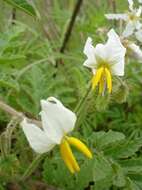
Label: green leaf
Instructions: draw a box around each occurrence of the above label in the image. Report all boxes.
[104,138,142,159]
[93,154,113,182]
[93,178,112,190]
[90,130,125,150]
[0,77,19,91]
[124,178,140,190]
[0,154,20,183]
[112,162,126,187]
[3,0,39,17]
[42,155,76,190]
[76,160,94,190]
[119,158,142,173]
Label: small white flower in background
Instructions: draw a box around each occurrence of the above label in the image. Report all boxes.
[124,40,142,61]
[83,29,126,94]
[105,0,142,38]
[135,29,142,42]
[21,97,92,174]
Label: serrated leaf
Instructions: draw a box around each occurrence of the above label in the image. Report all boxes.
[119,158,142,173]
[104,138,142,159]
[90,130,125,150]
[93,154,113,181]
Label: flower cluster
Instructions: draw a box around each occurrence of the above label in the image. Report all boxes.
[21,0,142,174]
[105,0,142,63]
[105,0,142,40]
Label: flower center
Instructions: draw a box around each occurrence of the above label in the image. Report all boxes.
[128,12,139,21]
[92,66,112,94]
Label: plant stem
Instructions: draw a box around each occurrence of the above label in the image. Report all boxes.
[74,82,92,115]
[60,0,83,54]
[56,0,83,67]
[0,133,7,159]
[74,82,92,130]
[0,99,42,127]
[11,8,16,25]
[20,154,46,181]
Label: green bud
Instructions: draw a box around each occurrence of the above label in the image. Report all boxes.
[112,80,129,104]
[95,94,110,112]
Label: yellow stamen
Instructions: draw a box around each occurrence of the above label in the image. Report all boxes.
[66,137,93,159]
[105,68,112,93]
[60,140,80,173]
[92,67,104,89]
[60,146,75,173]
[99,76,104,94]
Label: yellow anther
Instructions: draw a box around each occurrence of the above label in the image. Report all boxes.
[92,67,104,89]
[99,76,104,94]
[105,68,112,93]
[60,140,80,173]
[66,137,93,159]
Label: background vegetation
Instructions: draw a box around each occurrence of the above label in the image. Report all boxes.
[0,0,142,189]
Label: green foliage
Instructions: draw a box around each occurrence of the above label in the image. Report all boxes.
[42,131,142,190]
[3,0,39,17]
[0,0,142,189]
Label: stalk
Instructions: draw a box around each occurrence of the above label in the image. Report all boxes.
[74,82,92,130]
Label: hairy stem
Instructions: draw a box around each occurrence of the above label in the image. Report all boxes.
[74,83,92,130]
[74,83,92,114]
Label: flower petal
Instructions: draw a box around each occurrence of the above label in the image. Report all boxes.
[105,29,126,76]
[21,119,55,154]
[127,42,142,61]
[122,21,135,37]
[83,37,97,69]
[135,21,142,30]
[94,43,107,61]
[40,97,77,144]
[128,0,134,11]
[93,29,125,76]
[105,14,128,21]
[136,6,142,17]
[135,29,142,42]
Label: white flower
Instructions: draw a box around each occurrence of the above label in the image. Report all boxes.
[21,97,92,173]
[126,41,142,61]
[135,29,142,42]
[105,0,142,38]
[83,29,126,94]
